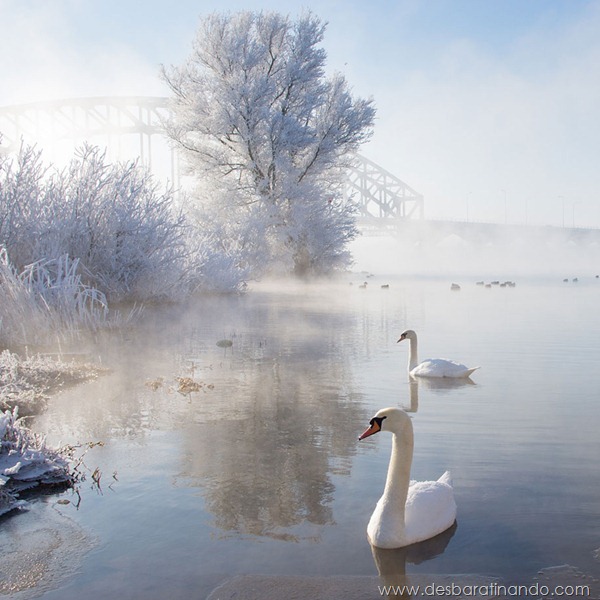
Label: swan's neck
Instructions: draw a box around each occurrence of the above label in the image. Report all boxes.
[382,426,414,512]
[368,415,415,548]
[408,337,419,371]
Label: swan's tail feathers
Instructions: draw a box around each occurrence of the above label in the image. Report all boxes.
[438,471,453,486]
[464,366,481,378]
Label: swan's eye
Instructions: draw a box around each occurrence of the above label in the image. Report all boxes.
[370,416,387,428]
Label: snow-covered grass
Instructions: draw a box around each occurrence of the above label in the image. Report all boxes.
[0,349,105,414]
[0,248,114,346]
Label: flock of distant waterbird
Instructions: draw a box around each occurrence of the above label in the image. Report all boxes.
[351,279,391,290]
[353,279,523,291]
[354,274,600,293]
[457,276,600,289]
[450,280,520,290]
[563,275,600,282]
[475,280,516,288]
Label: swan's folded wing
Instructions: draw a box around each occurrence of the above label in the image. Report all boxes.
[404,480,457,544]
[411,358,479,378]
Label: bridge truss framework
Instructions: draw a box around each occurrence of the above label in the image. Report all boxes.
[0,96,178,185]
[0,96,423,226]
[348,155,424,227]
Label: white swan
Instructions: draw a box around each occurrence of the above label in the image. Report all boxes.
[397,329,479,379]
[359,407,457,549]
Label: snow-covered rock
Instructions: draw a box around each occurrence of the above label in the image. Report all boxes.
[0,408,73,516]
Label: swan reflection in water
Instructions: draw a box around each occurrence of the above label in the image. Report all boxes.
[412,374,476,391]
[401,380,420,413]
[401,375,475,414]
[371,523,458,598]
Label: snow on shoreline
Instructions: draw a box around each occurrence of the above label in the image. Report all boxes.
[0,349,106,414]
[0,350,106,517]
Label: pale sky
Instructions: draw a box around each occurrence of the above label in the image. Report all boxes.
[1,0,599,227]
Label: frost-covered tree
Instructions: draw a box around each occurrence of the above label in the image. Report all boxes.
[161,11,375,276]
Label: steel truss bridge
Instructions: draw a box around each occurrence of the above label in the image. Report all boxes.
[0,96,424,227]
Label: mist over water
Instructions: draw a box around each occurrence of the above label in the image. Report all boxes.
[2,266,596,599]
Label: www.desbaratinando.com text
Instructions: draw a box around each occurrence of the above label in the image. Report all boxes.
[378,582,591,597]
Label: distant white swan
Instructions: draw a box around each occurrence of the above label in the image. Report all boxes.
[359,407,457,548]
[397,329,479,379]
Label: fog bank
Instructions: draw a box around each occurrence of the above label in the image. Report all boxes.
[349,221,600,280]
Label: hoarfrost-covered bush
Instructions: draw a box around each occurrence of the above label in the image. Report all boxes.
[0,143,196,302]
[191,238,250,293]
[185,202,256,291]
[0,139,248,345]
[0,143,47,265]
[32,145,190,303]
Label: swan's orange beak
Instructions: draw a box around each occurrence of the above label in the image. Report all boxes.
[359,421,381,440]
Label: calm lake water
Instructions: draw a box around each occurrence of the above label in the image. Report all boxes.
[5,275,600,598]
